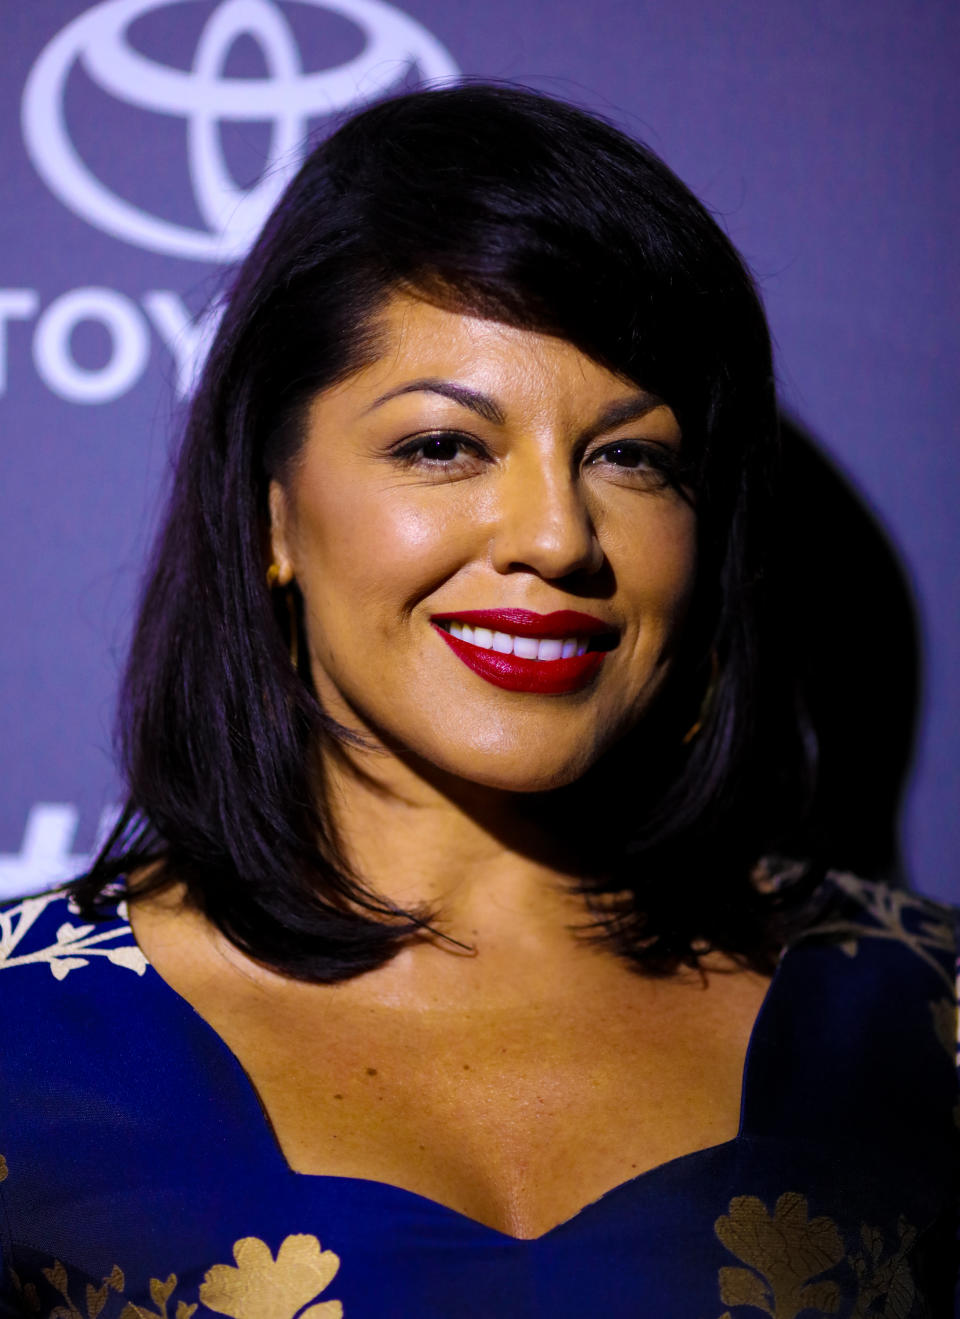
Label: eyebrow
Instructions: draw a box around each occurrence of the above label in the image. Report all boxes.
[365,379,506,425]
[581,392,667,442]
[365,378,667,438]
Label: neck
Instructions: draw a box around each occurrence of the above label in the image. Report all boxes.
[319,737,605,951]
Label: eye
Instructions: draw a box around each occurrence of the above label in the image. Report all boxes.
[390,431,487,469]
[586,440,675,486]
[592,442,654,469]
[415,434,470,463]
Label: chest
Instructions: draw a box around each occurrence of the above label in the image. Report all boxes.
[187,969,770,1238]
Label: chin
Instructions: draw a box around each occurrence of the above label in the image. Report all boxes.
[330,692,623,796]
[418,731,607,796]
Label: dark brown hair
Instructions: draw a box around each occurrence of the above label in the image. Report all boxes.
[73,84,818,979]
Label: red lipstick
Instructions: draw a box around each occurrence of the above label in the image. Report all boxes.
[430,609,616,695]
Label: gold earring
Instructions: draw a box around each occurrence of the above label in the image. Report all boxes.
[267,563,298,670]
[682,649,720,744]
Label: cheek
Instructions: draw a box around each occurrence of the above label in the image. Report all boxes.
[293,476,475,634]
[607,500,698,625]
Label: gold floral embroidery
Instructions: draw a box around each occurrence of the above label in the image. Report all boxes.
[120,1273,198,1319]
[4,1154,342,1317]
[6,1176,342,1319]
[39,1261,126,1319]
[9,1246,344,1319]
[796,873,954,993]
[9,1268,41,1314]
[199,1235,343,1319]
[847,1219,917,1318]
[715,1192,844,1317]
[715,1195,920,1318]
[0,892,147,980]
[15,1247,197,1319]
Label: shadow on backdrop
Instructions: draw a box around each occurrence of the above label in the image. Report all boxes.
[776,414,920,887]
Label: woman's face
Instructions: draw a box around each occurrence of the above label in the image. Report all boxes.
[269,293,698,792]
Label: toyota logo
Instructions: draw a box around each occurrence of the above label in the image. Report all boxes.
[22,0,460,262]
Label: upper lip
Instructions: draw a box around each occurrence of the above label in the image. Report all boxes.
[429,609,617,639]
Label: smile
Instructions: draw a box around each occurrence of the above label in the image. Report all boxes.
[430,609,617,695]
[441,621,589,660]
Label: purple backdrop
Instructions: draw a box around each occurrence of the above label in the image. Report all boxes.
[1,0,957,900]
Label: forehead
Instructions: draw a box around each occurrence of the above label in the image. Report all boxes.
[314,291,645,422]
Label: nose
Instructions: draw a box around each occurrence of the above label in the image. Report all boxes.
[489,450,603,580]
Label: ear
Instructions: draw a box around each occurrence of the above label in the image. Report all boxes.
[267,480,296,586]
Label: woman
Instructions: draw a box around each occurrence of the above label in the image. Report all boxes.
[0,85,955,1317]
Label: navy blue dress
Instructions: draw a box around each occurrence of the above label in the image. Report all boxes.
[0,873,956,1317]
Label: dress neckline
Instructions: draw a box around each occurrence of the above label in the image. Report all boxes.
[118,897,794,1244]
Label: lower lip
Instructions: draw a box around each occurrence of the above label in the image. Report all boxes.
[432,624,606,694]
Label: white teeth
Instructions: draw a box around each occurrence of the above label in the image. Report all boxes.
[443,622,592,660]
[537,639,563,661]
[513,636,539,659]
